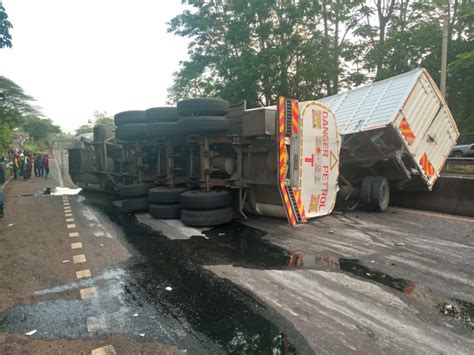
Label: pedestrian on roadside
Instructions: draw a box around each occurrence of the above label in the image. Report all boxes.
[34,154,41,177]
[12,154,19,179]
[42,154,49,179]
[19,154,27,181]
[26,152,33,179]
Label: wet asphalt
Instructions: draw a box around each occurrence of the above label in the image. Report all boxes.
[0,191,313,354]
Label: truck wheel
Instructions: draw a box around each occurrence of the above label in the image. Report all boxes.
[149,186,190,204]
[149,204,181,219]
[116,124,148,141]
[181,207,233,227]
[145,107,179,123]
[181,189,232,210]
[114,110,147,126]
[359,176,374,210]
[177,116,230,135]
[146,122,178,138]
[177,98,229,117]
[113,197,149,214]
[119,182,156,199]
[370,176,390,212]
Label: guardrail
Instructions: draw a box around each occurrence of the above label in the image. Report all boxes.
[445,157,474,166]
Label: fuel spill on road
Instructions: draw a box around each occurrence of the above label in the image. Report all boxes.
[0,193,313,354]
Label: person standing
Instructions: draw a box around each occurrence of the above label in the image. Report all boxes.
[34,154,42,177]
[26,152,33,179]
[12,154,19,179]
[42,154,49,179]
[19,154,27,181]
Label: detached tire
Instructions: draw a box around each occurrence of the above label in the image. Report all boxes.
[181,189,232,210]
[177,98,229,117]
[149,186,190,204]
[116,124,148,141]
[177,116,230,135]
[146,122,178,138]
[145,107,179,123]
[119,182,155,199]
[359,176,374,211]
[370,176,390,212]
[181,207,233,227]
[114,111,146,126]
[149,204,181,219]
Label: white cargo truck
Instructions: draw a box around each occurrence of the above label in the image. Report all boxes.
[319,68,459,211]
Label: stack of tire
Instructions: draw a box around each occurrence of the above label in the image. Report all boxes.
[113,182,156,214]
[114,107,178,141]
[148,186,190,219]
[180,189,233,227]
[176,98,230,135]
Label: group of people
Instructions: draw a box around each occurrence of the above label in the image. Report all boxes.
[9,148,49,181]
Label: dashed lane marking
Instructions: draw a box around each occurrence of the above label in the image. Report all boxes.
[69,232,79,238]
[66,218,74,222]
[73,254,87,263]
[80,287,96,300]
[65,213,73,217]
[67,224,76,229]
[71,242,83,249]
[86,315,106,333]
[76,269,91,279]
[91,345,116,355]
[64,209,72,213]
[63,202,70,206]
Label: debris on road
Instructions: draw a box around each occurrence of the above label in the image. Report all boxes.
[133,313,138,317]
[165,286,172,291]
[139,333,145,337]
[395,242,406,246]
[25,330,37,336]
[62,260,70,263]
[7,224,13,227]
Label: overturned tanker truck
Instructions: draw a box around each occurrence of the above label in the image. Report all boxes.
[69,97,341,227]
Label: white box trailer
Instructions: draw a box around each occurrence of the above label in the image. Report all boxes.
[318,69,459,211]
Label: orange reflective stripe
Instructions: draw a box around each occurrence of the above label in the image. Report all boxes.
[420,153,435,178]
[399,117,416,145]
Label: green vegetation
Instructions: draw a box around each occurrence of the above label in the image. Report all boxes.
[74,110,115,136]
[0,2,12,49]
[169,0,474,133]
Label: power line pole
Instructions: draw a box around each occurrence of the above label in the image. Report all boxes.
[440,15,449,98]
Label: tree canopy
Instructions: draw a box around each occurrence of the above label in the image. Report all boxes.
[74,110,115,136]
[23,116,61,142]
[0,3,12,48]
[169,0,474,132]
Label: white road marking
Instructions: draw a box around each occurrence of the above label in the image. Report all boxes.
[71,242,83,249]
[66,218,74,222]
[67,224,76,229]
[69,232,79,238]
[76,269,91,279]
[80,287,96,300]
[65,213,73,217]
[64,209,72,213]
[63,202,70,206]
[87,315,106,333]
[91,345,116,355]
[73,254,86,263]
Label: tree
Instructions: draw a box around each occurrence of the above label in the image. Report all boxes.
[23,116,61,142]
[74,124,93,136]
[90,110,115,128]
[0,2,12,48]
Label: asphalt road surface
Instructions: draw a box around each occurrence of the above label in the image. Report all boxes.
[0,150,473,354]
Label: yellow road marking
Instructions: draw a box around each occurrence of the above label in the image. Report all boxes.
[67,224,76,229]
[76,269,91,279]
[73,254,86,263]
[80,287,96,299]
[69,232,79,238]
[71,242,82,249]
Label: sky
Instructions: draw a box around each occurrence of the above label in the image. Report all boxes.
[0,0,190,134]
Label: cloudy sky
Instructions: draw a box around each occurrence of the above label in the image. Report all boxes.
[0,0,190,133]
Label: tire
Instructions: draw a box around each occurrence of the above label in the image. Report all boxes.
[119,182,155,199]
[370,176,390,212]
[146,122,178,138]
[115,124,148,141]
[181,189,232,210]
[145,107,179,123]
[149,204,181,219]
[149,186,190,204]
[177,98,229,117]
[113,197,149,214]
[114,111,146,126]
[359,176,374,211]
[177,116,230,135]
[181,207,233,227]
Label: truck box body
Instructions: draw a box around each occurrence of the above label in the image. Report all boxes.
[318,68,459,190]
